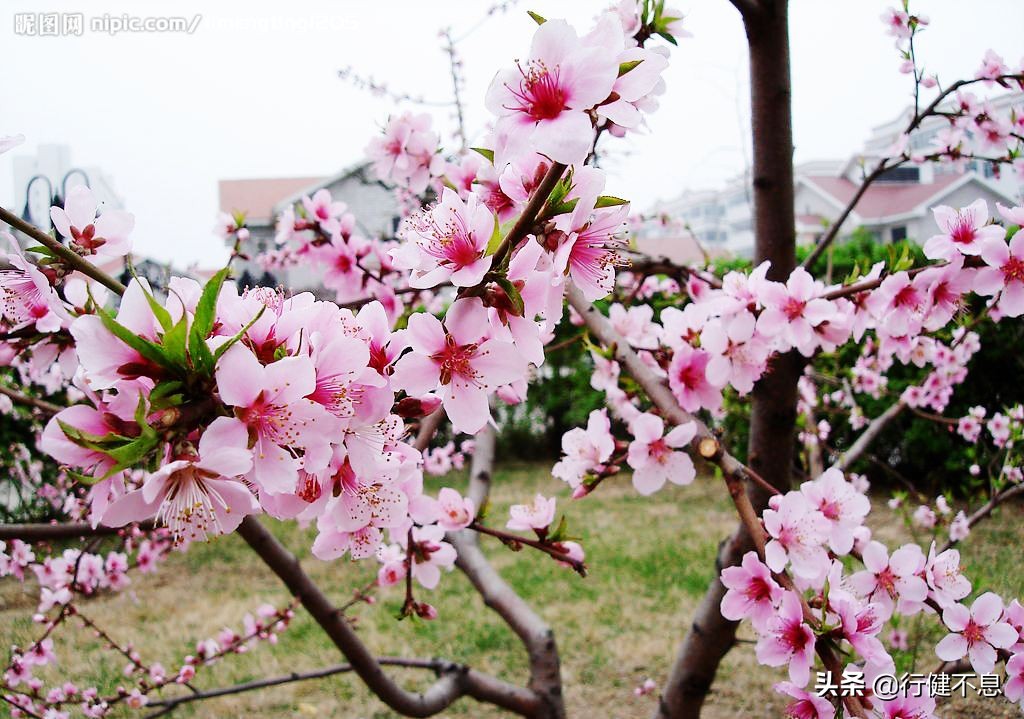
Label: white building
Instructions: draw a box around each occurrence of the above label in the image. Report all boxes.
[649,92,1023,257]
[218,164,397,292]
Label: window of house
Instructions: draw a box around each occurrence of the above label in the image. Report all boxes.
[891,225,907,242]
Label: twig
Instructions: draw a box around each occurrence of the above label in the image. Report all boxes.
[0,206,126,295]
[0,521,154,542]
[468,522,586,576]
[235,516,540,716]
[801,72,1024,270]
[489,162,566,269]
[938,483,1024,553]
[0,384,62,415]
[142,658,449,718]
[832,401,906,472]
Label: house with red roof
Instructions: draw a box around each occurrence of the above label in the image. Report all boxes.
[649,91,1023,257]
[793,171,1015,247]
[217,164,396,291]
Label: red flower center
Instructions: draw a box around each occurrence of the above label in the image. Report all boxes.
[510,62,568,122]
[432,335,479,385]
[950,214,977,245]
[1002,256,1024,283]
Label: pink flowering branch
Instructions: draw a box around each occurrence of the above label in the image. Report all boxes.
[566,285,873,718]
[937,482,1024,553]
[0,205,127,295]
[801,71,1024,270]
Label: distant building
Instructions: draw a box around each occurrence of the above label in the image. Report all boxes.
[9,143,125,241]
[649,92,1023,257]
[2,144,202,293]
[218,164,397,292]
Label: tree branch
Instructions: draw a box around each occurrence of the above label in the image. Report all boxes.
[800,158,900,270]
[490,162,567,268]
[0,384,62,415]
[0,521,153,542]
[727,0,763,19]
[0,206,127,296]
[414,408,446,452]
[832,401,906,473]
[236,515,540,717]
[143,658,450,718]
[938,482,1024,554]
[801,72,1024,270]
[448,424,566,719]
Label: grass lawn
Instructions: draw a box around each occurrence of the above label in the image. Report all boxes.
[3,462,1024,718]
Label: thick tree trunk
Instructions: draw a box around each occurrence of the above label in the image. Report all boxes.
[655,2,799,717]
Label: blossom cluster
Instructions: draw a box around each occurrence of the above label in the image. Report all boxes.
[721,467,1024,716]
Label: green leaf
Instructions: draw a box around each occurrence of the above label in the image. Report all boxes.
[57,420,126,450]
[97,307,175,372]
[495,277,525,317]
[656,30,678,46]
[546,198,579,217]
[212,305,267,364]
[485,213,504,256]
[103,432,159,468]
[547,514,580,543]
[25,245,55,257]
[140,284,175,333]
[149,380,185,405]
[527,10,546,25]
[231,210,247,228]
[618,59,643,77]
[66,468,105,487]
[191,267,229,339]
[189,267,229,375]
[162,315,190,366]
[594,195,630,209]
[470,147,495,164]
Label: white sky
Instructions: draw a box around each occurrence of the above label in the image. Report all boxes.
[1,0,1022,268]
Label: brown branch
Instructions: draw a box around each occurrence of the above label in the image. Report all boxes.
[143,657,449,718]
[414,408,446,452]
[0,206,127,296]
[0,384,62,415]
[0,521,154,542]
[449,424,566,719]
[490,162,567,268]
[236,515,540,717]
[938,482,1024,554]
[727,0,763,19]
[801,158,902,270]
[468,522,586,576]
[833,401,906,473]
